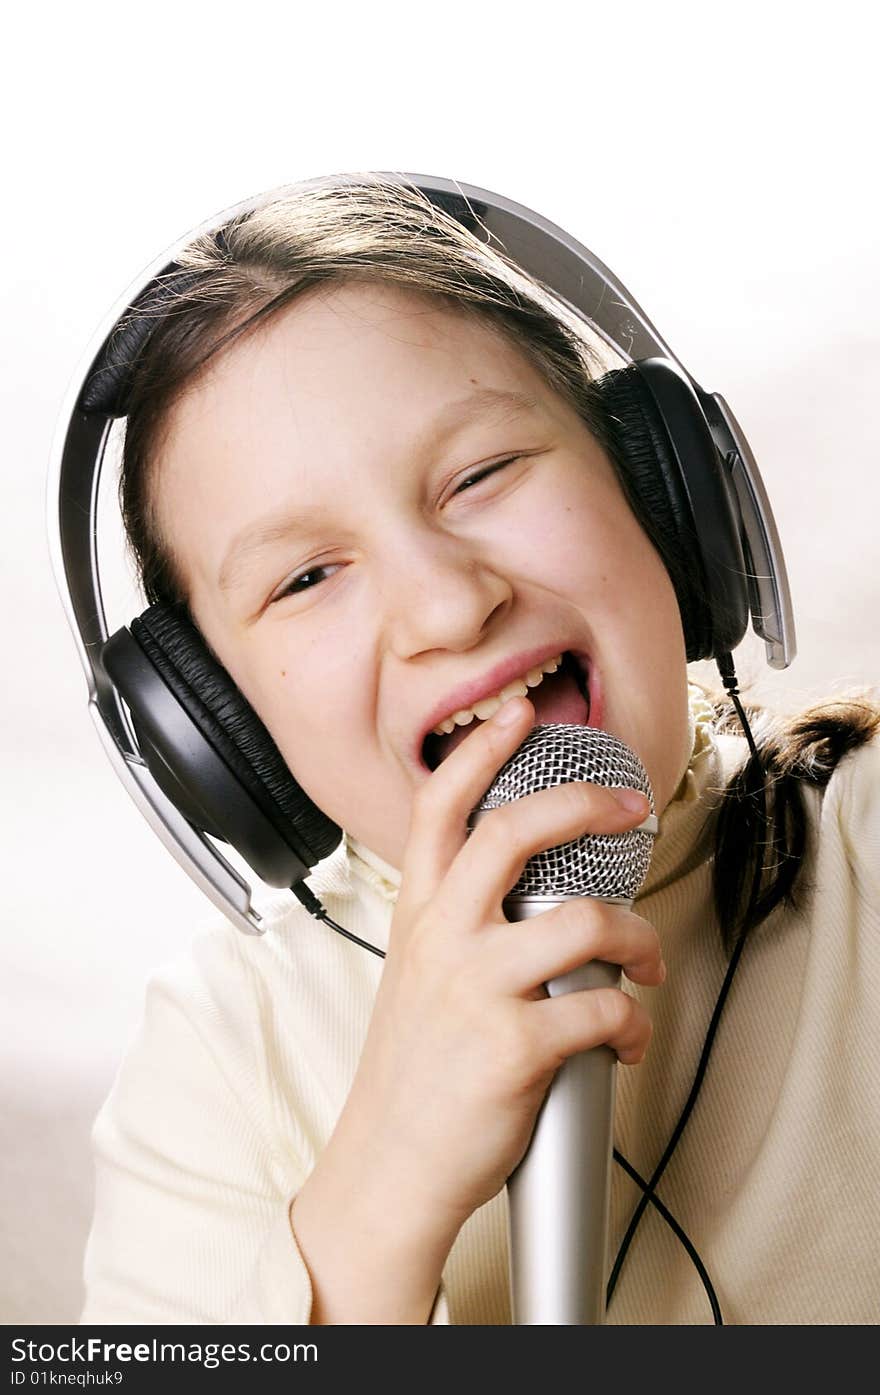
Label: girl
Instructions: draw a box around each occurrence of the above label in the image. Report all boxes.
[79,173,880,1325]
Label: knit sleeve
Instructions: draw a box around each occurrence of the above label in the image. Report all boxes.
[79,933,318,1325]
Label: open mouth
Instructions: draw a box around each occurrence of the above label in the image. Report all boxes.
[422,651,591,771]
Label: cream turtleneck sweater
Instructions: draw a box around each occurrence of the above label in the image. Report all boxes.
[80,685,880,1325]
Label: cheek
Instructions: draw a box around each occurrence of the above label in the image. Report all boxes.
[498,479,645,600]
[243,626,379,792]
[259,649,362,748]
[259,664,406,852]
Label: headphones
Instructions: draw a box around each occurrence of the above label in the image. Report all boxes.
[47,171,796,938]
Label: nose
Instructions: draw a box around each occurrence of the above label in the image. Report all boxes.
[381,531,513,659]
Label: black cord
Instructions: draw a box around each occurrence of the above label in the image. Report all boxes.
[293,880,387,959]
[716,650,761,763]
[605,920,752,1318]
[612,1148,723,1324]
[605,650,765,1322]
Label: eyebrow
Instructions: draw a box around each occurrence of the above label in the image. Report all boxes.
[217,386,540,593]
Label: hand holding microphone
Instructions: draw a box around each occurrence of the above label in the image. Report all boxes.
[470,721,659,1325]
[294,696,663,1323]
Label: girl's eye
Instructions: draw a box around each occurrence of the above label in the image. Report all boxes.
[272,563,341,603]
[452,455,520,496]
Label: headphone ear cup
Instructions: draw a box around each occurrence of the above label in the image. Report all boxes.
[590,360,748,662]
[127,602,340,868]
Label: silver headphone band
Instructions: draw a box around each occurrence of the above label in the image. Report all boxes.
[46,170,795,933]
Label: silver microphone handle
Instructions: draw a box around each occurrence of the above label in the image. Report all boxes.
[504,893,630,1325]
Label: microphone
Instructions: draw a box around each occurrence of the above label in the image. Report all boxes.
[469,723,659,1324]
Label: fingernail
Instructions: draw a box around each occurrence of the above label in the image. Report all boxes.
[494,697,525,726]
[613,787,648,814]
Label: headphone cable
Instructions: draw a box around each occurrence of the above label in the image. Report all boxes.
[293,881,386,958]
[605,651,765,1321]
[612,1147,722,1323]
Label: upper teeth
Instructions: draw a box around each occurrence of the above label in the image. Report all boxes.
[431,655,564,736]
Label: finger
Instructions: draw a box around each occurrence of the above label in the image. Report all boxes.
[436,778,651,926]
[489,904,665,996]
[401,696,536,905]
[529,986,654,1066]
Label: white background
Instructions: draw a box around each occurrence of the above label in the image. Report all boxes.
[1,0,877,1323]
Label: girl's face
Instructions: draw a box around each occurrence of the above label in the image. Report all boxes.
[154,280,692,868]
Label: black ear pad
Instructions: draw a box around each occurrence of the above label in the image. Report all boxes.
[130,602,340,865]
[589,359,749,662]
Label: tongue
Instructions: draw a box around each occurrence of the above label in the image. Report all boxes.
[429,666,589,766]
[530,664,590,725]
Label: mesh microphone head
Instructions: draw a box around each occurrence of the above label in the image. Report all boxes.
[472,723,658,899]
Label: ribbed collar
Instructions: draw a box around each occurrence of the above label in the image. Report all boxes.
[345,683,741,908]
[344,832,402,902]
[638,683,728,901]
